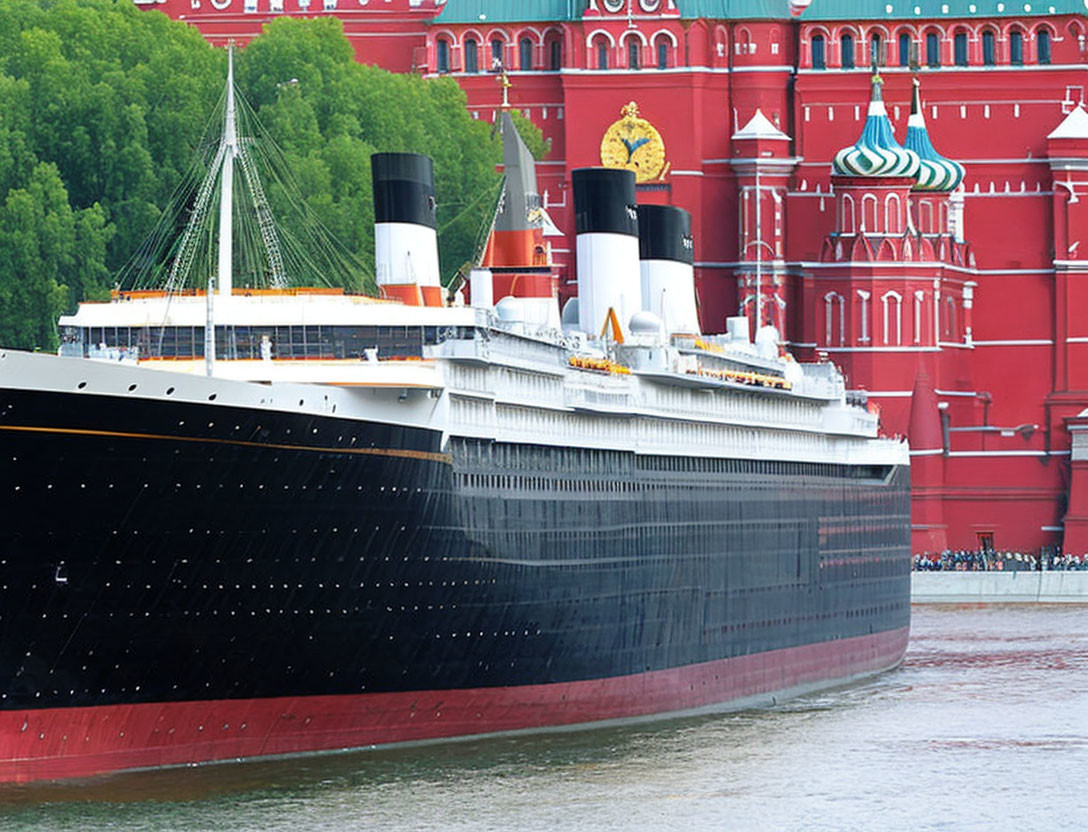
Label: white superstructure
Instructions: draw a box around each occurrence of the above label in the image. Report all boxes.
[47,288,906,472]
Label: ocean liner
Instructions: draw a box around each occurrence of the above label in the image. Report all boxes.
[0,56,910,783]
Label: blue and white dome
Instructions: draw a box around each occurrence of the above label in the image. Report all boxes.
[904,79,966,192]
[833,74,920,179]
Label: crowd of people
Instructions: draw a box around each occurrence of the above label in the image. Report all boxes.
[912,549,1088,572]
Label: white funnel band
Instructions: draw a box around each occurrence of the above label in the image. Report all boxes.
[640,259,700,335]
[576,231,641,336]
[375,222,440,287]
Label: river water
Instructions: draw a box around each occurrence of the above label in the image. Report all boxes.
[1,604,1086,831]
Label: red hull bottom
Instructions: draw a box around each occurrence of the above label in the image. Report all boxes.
[0,627,909,783]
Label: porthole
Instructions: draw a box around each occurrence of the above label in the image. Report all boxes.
[77,381,87,389]
[208,393,217,401]
[166,387,175,396]
[128,384,137,392]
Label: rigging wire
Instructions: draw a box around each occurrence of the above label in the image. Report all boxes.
[113,78,373,295]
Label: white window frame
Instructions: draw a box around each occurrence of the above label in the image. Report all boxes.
[881,290,903,345]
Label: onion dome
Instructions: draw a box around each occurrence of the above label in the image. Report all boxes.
[832,73,920,178]
[904,78,966,192]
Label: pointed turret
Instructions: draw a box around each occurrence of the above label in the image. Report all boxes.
[907,365,948,552]
[476,110,560,327]
[1047,104,1088,141]
[904,78,965,192]
[483,111,549,268]
[833,73,920,179]
[907,366,943,456]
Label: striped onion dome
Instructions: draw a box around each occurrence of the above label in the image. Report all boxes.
[832,73,920,179]
[904,78,966,192]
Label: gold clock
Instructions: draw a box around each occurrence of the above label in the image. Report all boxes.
[600,101,667,183]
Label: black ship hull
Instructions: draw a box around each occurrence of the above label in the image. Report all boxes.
[0,379,910,781]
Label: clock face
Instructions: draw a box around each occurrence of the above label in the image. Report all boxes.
[600,102,666,183]
[602,0,626,11]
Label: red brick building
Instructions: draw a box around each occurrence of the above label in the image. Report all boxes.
[144,0,1088,555]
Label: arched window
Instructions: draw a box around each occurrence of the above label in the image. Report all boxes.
[595,36,609,70]
[919,200,934,233]
[550,39,562,70]
[885,193,901,233]
[628,39,641,69]
[898,31,911,67]
[882,291,903,346]
[1009,30,1024,65]
[982,30,995,65]
[491,38,506,71]
[953,31,968,66]
[1037,29,1051,64]
[842,33,855,69]
[862,194,878,231]
[812,34,826,69]
[870,33,884,67]
[465,38,479,73]
[857,290,871,344]
[436,38,450,73]
[657,40,669,69]
[913,291,925,344]
[943,295,957,340]
[519,37,533,70]
[825,293,846,347]
[841,194,855,234]
[926,31,940,67]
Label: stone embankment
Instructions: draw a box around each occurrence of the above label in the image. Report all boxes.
[912,572,1088,603]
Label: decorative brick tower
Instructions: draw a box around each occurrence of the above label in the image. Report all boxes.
[730,110,796,337]
[1048,106,1088,552]
[810,74,975,552]
[809,73,925,392]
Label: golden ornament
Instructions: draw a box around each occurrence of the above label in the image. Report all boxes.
[600,101,667,183]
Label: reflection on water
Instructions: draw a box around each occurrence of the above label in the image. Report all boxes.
[1,605,1086,832]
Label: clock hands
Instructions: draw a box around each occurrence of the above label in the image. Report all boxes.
[621,135,650,161]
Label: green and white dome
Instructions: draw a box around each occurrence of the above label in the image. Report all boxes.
[904,79,966,192]
[833,74,920,179]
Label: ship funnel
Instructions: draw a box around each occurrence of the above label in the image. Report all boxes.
[478,112,560,327]
[573,168,641,337]
[637,205,699,335]
[372,152,443,307]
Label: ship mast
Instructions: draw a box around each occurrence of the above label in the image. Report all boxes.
[217,44,237,299]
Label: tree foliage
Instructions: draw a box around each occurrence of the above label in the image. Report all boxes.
[0,0,544,349]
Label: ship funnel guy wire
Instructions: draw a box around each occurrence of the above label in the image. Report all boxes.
[161,42,291,295]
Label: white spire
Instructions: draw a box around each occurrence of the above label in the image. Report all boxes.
[1048,105,1088,140]
[217,44,237,298]
[732,108,790,142]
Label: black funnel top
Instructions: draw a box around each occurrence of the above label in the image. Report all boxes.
[637,205,694,265]
[371,153,437,229]
[572,168,638,237]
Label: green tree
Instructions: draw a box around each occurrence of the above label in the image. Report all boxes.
[237,15,544,280]
[0,1,547,348]
[0,162,108,350]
